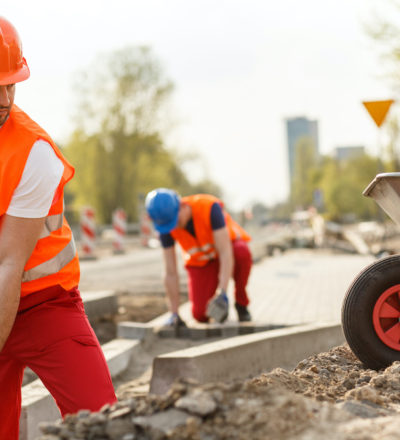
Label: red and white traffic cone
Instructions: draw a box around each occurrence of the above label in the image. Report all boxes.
[112,208,127,254]
[80,206,97,260]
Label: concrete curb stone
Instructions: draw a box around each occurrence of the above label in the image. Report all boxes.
[149,321,344,395]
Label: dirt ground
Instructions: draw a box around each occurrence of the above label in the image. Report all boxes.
[89,289,187,345]
[115,291,172,324]
[38,343,400,440]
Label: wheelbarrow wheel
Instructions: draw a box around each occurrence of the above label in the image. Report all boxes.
[342,254,400,370]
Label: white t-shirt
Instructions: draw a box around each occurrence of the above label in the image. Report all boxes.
[6,139,64,218]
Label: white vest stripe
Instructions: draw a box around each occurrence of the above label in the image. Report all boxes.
[22,237,76,282]
[38,213,64,239]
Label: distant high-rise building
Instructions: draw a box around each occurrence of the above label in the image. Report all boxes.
[285,117,319,189]
[335,145,365,162]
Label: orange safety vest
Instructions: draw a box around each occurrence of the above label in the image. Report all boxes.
[0,105,80,297]
[170,194,251,267]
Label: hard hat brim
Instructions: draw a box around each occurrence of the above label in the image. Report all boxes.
[0,62,30,85]
[154,213,179,234]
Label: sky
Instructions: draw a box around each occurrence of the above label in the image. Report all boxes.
[2,0,397,210]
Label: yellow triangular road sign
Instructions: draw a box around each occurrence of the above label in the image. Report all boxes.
[362,100,394,127]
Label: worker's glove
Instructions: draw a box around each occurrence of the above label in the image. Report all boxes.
[206,289,229,323]
[164,313,187,328]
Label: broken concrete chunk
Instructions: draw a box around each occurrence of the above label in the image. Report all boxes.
[175,390,217,416]
[133,408,192,433]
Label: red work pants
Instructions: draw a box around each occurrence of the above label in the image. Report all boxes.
[0,285,117,440]
[186,239,252,322]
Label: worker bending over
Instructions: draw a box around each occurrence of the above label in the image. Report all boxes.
[146,188,252,325]
[0,17,116,439]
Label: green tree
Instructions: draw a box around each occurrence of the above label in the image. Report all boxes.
[365,4,400,165]
[365,3,400,91]
[72,46,173,135]
[384,114,400,171]
[290,136,318,209]
[318,155,380,221]
[64,46,199,223]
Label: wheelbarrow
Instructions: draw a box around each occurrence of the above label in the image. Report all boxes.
[342,172,400,369]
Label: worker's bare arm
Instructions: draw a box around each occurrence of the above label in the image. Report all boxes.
[162,246,180,314]
[213,226,233,293]
[0,214,45,350]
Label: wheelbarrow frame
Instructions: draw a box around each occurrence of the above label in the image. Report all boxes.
[342,173,400,369]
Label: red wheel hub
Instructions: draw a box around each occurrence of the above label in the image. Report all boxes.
[373,284,400,350]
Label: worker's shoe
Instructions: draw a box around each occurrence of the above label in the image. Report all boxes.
[164,313,187,328]
[235,303,252,322]
[206,292,229,323]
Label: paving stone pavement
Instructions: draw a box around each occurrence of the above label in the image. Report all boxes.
[178,249,375,327]
[80,245,375,329]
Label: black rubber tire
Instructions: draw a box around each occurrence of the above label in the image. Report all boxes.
[342,254,400,370]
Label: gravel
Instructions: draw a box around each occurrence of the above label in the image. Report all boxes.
[37,344,400,439]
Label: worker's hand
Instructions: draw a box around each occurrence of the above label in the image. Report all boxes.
[164,312,187,328]
[163,312,187,337]
[215,287,228,298]
[206,289,229,323]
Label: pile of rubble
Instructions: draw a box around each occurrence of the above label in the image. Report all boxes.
[39,345,400,440]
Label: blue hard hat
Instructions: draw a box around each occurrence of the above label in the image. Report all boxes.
[145,188,181,234]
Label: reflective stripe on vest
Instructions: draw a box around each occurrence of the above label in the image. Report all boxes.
[23,210,76,283]
[38,212,64,239]
[22,236,77,282]
[185,243,217,262]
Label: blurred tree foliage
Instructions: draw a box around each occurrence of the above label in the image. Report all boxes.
[364,3,400,169]
[384,113,400,171]
[64,46,221,224]
[290,136,319,210]
[365,2,400,91]
[289,150,381,222]
[317,155,380,221]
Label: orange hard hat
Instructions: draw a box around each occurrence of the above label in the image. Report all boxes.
[0,17,29,85]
